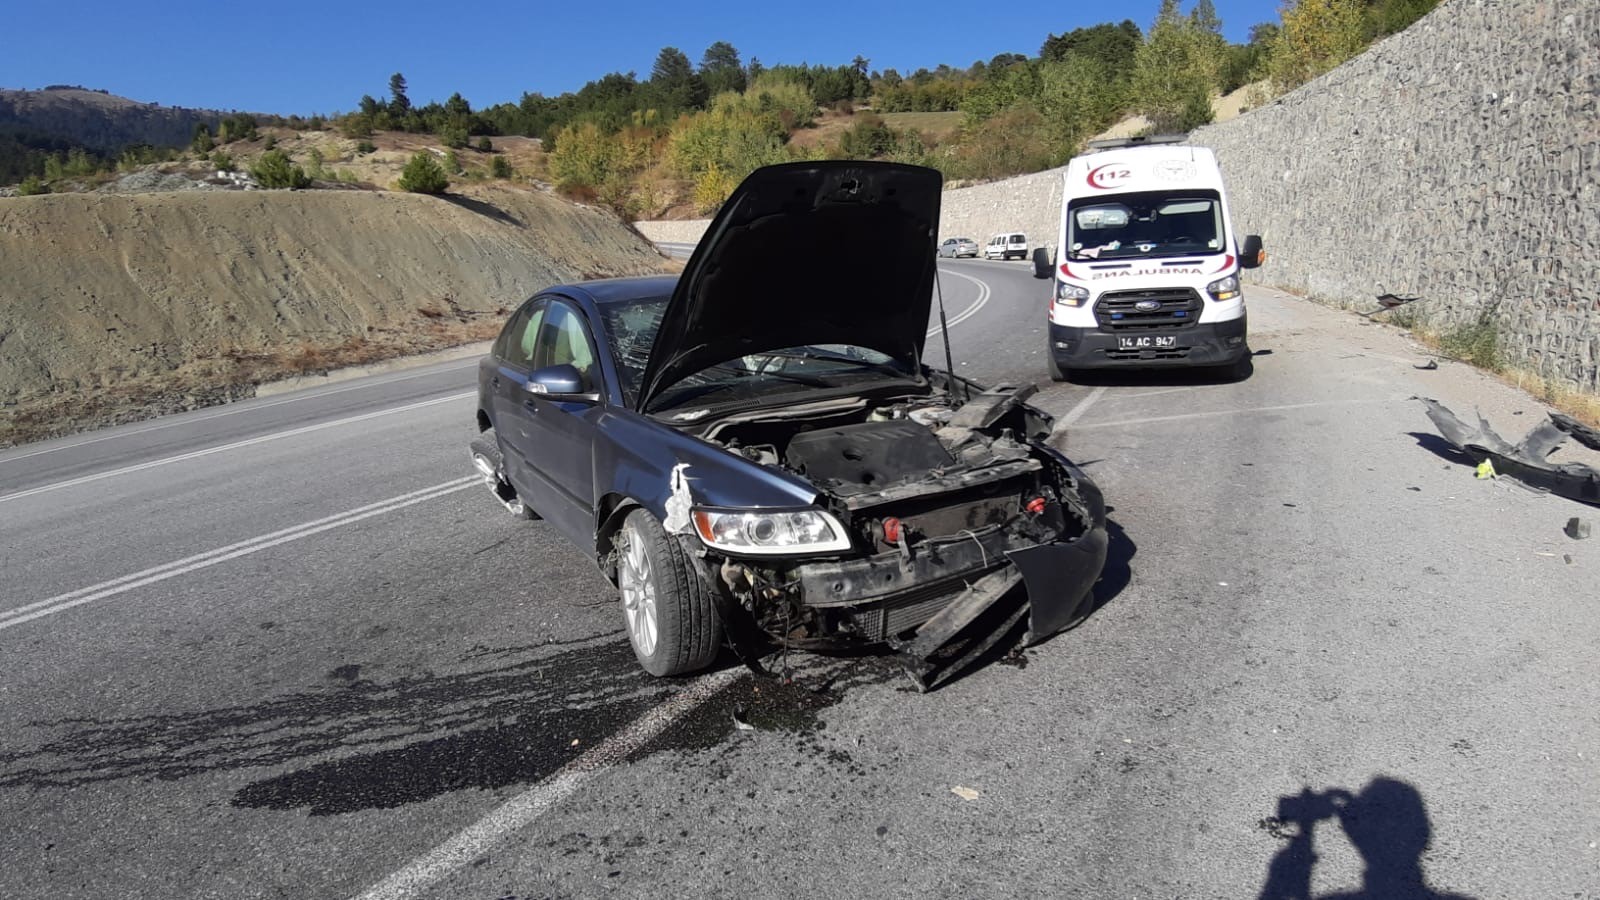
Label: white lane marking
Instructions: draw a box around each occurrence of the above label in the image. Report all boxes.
[0,477,476,622]
[0,477,477,631]
[1071,398,1393,431]
[352,669,740,900]
[1060,385,1109,427]
[927,266,992,337]
[1106,386,1201,402]
[0,391,475,505]
[0,362,479,466]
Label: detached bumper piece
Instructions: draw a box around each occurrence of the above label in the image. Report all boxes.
[1420,398,1600,506]
[887,528,1109,692]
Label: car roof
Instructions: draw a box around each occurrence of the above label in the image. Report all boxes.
[546,274,678,307]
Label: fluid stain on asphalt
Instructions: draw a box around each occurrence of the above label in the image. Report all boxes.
[636,656,905,758]
[0,639,904,817]
[1,639,665,816]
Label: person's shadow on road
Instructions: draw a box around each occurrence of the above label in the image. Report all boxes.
[1258,777,1476,900]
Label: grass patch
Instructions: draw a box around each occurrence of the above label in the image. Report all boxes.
[880,111,965,141]
[1435,320,1503,372]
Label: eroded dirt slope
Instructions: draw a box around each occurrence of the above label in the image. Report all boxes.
[0,185,665,444]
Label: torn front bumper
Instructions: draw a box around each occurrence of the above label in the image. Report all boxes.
[782,455,1110,674]
[1420,398,1600,505]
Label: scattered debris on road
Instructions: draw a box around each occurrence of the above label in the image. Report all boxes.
[1419,398,1600,506]
[1565,517,1591,540]
[951,786,981,801]
[1414,359,1439,370]
[1360,292,1422,318]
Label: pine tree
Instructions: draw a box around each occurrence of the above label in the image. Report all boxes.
[389,72,411,116]
[700,41,746,96]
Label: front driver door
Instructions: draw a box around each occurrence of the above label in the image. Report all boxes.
[507,299,605,549]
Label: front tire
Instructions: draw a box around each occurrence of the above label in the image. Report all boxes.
[616,509,721,677]
[1047,350,1071,382]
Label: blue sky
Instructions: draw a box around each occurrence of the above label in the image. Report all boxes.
[1,1,1282,114]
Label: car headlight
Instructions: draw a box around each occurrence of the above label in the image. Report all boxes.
[1207,275,1241,301]
[691,508,853,555]
[1056,283,1091,307]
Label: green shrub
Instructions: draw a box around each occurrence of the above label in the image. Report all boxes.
[397,151,449,193]
[440,124,469,149]
[442,149,461,174]
[262,135,277,150]
[305,148,328,180]
[477,136,493,152]
[211,150,236,172]
[250,149,311,189]
[355,140,377,155]
[838,114,896,158]
[490,155,513,178]
[17,175,48,195]
[1439,319,1502,372]
[692,164,738,214]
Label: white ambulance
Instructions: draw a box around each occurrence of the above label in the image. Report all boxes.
[1039,136,1265,380]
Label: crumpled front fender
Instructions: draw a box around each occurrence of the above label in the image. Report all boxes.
[1008,524,1110,642]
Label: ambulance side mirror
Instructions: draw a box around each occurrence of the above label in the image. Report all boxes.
[1032,246,1053,279]
[1240,234,1266,269]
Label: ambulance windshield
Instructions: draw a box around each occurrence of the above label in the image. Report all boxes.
[1067,191,1224,261]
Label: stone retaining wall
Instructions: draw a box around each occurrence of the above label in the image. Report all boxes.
[1190,0,1600,389]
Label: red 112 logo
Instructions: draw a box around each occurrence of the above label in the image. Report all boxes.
[1088,164,1133,189]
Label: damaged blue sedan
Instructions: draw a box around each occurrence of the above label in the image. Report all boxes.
[470,161,1108,689]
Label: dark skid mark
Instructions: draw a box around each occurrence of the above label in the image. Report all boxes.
[0,639,670,816]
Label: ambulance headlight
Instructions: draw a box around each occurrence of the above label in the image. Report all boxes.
[1207,275,1240,301]
[1056,283,1091,307]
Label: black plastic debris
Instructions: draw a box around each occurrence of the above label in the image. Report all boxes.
[1566,517,1591,540]
[1419,398,1600,507]
[1360,292,1422,317]
[1414,359,1438,371]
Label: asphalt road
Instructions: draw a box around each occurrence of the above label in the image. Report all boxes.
[3,259,1598,900]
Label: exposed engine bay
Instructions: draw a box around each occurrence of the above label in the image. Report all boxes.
[683,382,1108,689]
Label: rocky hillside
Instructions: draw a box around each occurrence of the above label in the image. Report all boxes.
[0,87,223,152]
[0,185,666,445]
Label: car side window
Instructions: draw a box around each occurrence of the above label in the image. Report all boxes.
[533,301,600,392]
[496,300,547,369]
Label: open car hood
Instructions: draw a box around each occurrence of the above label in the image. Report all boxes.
[636,161,943,412]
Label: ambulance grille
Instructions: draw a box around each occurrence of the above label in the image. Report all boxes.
[1095,288,1202,331]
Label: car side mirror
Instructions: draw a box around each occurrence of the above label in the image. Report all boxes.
[1032,246,1053,280]
[525,364,595,400]
[1240,234,1266,269]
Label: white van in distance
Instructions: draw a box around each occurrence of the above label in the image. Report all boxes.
[985,232,1029,260]
[1039,136,1265,380]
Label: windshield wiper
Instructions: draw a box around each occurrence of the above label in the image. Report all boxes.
[704,362,833,387]
[754,350,915,378]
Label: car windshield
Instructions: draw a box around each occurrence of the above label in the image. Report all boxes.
[600,296,921,411]
[1066,191,1224,260]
